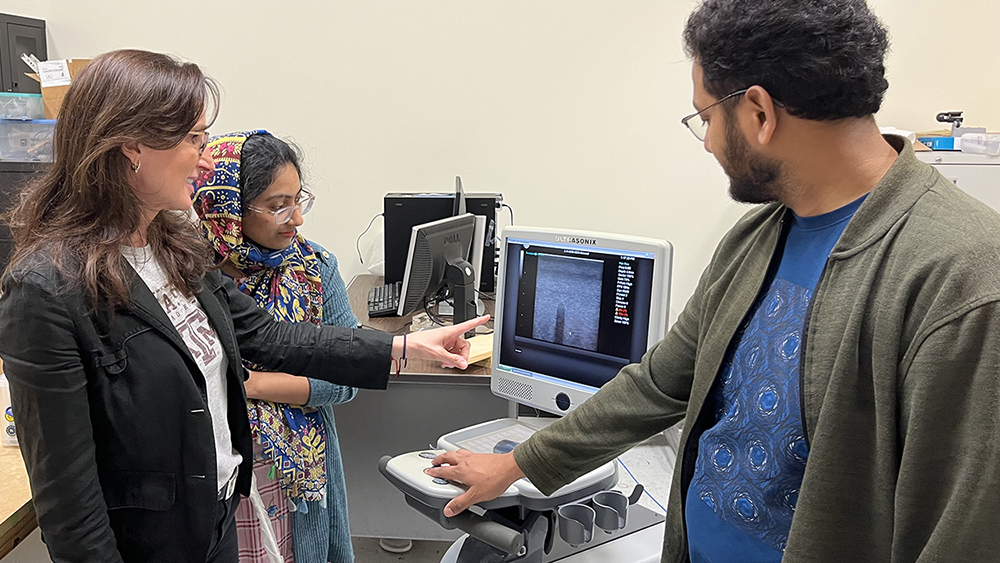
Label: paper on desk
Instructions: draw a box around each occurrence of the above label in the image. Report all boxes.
[467,333,493,366]
[879,126,916,143]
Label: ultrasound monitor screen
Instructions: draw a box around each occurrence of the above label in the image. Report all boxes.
[531,254,603,351]
[497,237,657,391]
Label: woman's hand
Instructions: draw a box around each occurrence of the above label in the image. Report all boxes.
[243,370,311,404]
[394,315,490,369]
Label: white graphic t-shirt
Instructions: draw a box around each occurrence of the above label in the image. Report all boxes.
[122,246,242,492]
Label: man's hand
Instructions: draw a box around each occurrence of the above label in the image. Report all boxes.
[425,450,526,517]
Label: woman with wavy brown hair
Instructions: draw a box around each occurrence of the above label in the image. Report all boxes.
[0,49,484,563]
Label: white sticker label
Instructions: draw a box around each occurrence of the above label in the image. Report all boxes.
[38,60,72,88]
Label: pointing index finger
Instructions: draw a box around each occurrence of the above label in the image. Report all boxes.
[453,314,490,331]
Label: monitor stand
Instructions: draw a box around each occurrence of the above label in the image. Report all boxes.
[446,257,477,334]
[438,299,487,318]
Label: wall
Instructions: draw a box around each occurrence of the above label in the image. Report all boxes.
[4,0,999,321]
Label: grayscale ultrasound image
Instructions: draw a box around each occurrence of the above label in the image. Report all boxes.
[532,255,603,351]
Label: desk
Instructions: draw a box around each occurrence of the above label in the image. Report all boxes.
[0,446,35,558]
[336,275,512,540]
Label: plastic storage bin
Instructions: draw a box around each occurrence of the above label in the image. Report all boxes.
[0,118,56,162]
[960,133,1000,156]
[0,93,44,120]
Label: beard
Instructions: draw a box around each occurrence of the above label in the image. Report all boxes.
[721,117,784,205]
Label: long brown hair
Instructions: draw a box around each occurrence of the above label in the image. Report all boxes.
[5,49,220,310]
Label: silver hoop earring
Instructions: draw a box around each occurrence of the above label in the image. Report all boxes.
[131,160,141,173]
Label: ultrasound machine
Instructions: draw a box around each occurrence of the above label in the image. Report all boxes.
[379,226,673,562]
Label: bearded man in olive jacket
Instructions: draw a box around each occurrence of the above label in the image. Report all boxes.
[428,1,1000,562]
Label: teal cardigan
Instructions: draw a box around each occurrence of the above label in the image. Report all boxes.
[292,242,360,563]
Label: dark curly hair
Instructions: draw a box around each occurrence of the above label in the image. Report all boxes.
[683,0,890,121]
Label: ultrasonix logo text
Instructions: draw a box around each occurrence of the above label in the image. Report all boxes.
[554,236,598,246]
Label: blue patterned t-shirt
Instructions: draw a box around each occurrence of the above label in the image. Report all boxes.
[686,195,866,563]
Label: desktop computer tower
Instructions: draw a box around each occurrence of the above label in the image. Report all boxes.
[465,193,500,292]
[383,193,453,287]
[384,192,501,292]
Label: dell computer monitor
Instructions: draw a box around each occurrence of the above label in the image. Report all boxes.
[397,213,479,326]
[491,227,672,415]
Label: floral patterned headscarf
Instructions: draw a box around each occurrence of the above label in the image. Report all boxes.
[194,130,327,505]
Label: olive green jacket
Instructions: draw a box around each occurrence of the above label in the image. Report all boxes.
[514,137,1000,562]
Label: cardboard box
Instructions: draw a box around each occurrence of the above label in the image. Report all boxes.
[25,59,92,119]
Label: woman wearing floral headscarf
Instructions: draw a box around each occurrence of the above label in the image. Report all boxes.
[194,130,358,563]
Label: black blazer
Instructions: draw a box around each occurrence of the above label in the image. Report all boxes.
[0,254,392,563]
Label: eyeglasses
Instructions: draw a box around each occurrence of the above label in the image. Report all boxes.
[680,88,786,142]
[680,89,747,142]
[187,130,210,155]
[246,191,315,225]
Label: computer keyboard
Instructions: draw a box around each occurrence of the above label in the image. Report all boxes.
[368,281,402,318]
